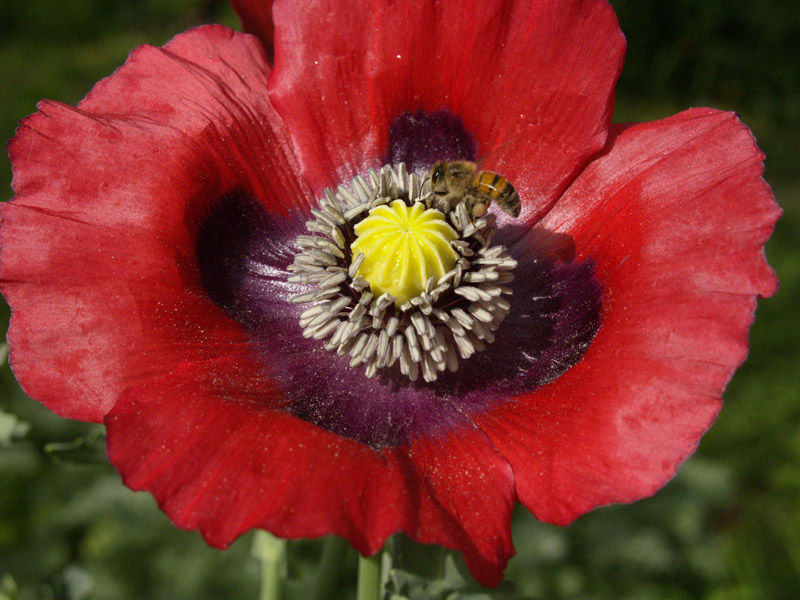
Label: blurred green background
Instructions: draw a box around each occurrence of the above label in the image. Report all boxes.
[0,1,798,598]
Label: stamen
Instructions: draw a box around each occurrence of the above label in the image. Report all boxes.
[288,164,516,382]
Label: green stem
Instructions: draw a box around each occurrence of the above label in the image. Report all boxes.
[252,530,287,600]
[308,536,348,600]
[357,552,382,600]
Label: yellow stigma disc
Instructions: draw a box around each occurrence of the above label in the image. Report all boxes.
[351,200,458,306]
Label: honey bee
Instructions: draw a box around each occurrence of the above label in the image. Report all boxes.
[429,160,521,220]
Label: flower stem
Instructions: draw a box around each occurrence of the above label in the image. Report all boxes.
[252,530,287,600]
[308,536,348,600]
[357,552,382,600]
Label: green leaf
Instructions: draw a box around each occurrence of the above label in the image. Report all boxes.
[384,548,515,600]
[43,427,107,464]
[0,574,18,600]
[0,342,8,366]
[0,573,19,600]
[60,565,94,600]
[0,408,30,447]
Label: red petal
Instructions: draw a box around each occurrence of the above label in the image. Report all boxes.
[0,25,313,422]
[231,0,275,60]
[268,0,625,222]
[106,355,515,587]
[477,108,780,524]
[402,430,515,586]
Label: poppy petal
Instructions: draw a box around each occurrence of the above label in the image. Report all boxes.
[106,354,515,587]
[0,25,313,422]
[476,108,780,525]
[268,0,626,223]
[231,0,275,61]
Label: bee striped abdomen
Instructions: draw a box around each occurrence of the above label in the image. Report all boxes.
[475,171,521,218]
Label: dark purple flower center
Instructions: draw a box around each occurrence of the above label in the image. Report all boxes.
[195,110,602,449]
[196,190,601,449]
[387,111,476,172]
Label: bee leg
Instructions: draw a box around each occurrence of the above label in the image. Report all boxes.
[442,193,460,213]
[468,196,489,218]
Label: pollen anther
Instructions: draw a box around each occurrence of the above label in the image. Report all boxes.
[289,164,517,383]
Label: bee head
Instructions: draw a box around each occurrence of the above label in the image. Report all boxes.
[431,162,446,194]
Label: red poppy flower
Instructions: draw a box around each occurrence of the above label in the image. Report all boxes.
[0,0,779,587]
